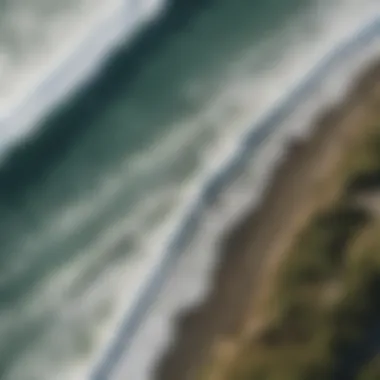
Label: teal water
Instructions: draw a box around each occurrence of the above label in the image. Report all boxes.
[0,0,378,379]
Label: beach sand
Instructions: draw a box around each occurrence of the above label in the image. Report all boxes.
[153,58,380,380]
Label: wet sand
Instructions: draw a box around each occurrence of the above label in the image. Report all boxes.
[154,59,380,380]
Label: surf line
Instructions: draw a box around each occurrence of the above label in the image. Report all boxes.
[90,16,380,380]
[0,0,167,157]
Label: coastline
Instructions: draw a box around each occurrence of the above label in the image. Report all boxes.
[1,4,380,380]
[94,19,380,380]
[153,59,380,380]
[3,6,380,380]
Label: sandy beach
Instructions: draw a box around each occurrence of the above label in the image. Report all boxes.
[153,58,380,380]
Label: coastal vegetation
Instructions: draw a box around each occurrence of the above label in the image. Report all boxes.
[201,108,380,378]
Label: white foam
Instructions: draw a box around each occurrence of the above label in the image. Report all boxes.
[0,0,167,157]
[110,7,380,380]
[1,1,379,380]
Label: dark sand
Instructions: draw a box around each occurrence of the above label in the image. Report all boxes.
[154,60,380,380]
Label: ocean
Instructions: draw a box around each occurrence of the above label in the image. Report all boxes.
[0,1,379,379]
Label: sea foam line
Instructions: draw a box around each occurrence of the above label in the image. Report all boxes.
[90,15,380,380]
[0,0,167,157]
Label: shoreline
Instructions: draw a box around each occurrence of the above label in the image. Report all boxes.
[90,20,380,379]
[153,59,380,380]
[0,5,379,380]
[93,20,380,379]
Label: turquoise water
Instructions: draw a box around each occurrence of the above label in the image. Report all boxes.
[0,0,378,379]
